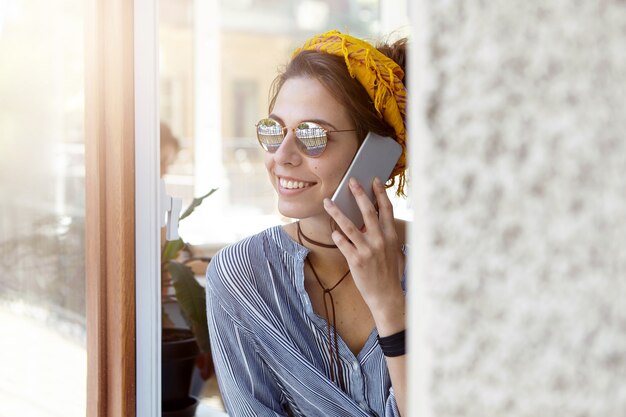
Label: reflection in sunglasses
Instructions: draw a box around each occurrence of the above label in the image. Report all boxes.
[255,118,356,157]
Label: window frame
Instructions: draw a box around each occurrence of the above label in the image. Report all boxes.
[84,0,141,415]
[134,0,162,416]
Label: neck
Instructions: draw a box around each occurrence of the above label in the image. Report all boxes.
[292,219,348,278]
[298,221,337,249]
[297,217,336,248]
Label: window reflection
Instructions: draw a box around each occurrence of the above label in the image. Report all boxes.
[0,0,86,415]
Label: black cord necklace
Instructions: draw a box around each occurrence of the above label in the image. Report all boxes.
[297,221,338,248]
[297,221,349,391]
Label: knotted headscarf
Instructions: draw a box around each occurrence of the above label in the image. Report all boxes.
[293,30,408,196]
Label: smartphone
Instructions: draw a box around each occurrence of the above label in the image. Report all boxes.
[330,131,402,229]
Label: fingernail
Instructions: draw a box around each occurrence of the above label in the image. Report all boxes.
[349,177,360,188]
[374,177,382,186]
[323,198,333,207]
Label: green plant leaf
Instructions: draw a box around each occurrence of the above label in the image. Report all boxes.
[179,189,218,221]
[167,261,210,352]
[162,238,185,263]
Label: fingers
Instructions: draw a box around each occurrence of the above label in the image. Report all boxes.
[347,177,382,231]
[324,177,398,252]
[324,179,402,299]
[372,177,396,237]
[323,198,366,248]
[325,177,382,249]
[330,227,359,260]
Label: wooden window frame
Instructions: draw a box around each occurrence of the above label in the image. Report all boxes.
[85,0,137,411]
[85,0,160,416]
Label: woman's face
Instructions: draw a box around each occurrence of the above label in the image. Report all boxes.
[264,76,359,220]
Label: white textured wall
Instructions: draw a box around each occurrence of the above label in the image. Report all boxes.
[418,1,626,416]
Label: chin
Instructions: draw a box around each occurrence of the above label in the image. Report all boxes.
[277,201,321,220]
[277,205,305,220]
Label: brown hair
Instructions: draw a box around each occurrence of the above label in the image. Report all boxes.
[267,37,408,184]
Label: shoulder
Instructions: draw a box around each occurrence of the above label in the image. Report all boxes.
[209,225,294,269]
[205,225,298,304]
[394,218,408,246]
[208,227,274,281]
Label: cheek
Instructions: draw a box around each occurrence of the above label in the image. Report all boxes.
[263,154,277,186]
[317,160,344,187]
[329,154,356,185]
[263,153,273,171]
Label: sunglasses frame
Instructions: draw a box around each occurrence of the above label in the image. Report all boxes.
[255,118,356,157]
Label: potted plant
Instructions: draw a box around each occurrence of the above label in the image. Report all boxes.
[161,189,217,417]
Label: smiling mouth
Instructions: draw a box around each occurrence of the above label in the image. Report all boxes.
[279,177,315,190]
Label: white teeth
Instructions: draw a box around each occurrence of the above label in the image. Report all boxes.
[280,178,310,189]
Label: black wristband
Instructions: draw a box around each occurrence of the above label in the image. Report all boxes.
[377,329,406,357]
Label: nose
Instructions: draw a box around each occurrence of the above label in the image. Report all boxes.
[273,129,302,166]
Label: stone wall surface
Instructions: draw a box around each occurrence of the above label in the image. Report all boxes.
[424,1,626,416]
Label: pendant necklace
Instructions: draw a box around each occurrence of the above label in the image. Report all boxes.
[297,221,350,391]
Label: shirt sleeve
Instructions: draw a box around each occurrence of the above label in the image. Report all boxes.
[384,387,401,417]
[206,262,290,417]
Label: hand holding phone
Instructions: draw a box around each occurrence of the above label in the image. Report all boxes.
[330,132,402,229]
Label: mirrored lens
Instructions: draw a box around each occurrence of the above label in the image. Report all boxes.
[295,122,327,157]
[256,118,284,153]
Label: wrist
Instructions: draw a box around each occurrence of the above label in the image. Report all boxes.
[372,294,406,337]
[377,329,406,357]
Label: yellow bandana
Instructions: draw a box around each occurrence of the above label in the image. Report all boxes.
[293,30,408,196]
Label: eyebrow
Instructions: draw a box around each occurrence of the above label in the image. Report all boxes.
[268,113,339,131]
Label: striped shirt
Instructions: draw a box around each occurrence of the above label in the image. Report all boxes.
[206,225,406,417]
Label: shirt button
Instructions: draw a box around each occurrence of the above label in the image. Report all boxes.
[352,361,359,371]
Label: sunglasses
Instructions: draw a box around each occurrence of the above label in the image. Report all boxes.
[255,118,356,157]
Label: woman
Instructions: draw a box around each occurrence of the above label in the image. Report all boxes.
[206,30,408,417]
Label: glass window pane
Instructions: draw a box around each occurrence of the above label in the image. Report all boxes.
[0,1,86,415]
